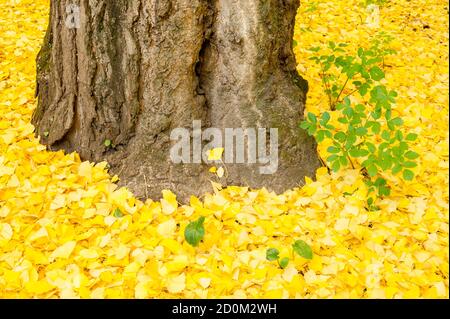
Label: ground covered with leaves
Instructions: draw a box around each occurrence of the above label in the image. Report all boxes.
[0,0,448,298]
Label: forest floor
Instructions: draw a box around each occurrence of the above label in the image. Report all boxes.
[0,0,448,298]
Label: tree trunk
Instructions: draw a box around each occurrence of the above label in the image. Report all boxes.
[33,0,320,201]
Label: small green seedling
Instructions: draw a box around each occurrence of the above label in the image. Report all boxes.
[185,216,206,247]
[113,208,124,218]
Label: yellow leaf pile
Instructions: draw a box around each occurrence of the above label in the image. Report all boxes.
[0,0,448,298]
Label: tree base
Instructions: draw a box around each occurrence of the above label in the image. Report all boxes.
[33,0,321,201]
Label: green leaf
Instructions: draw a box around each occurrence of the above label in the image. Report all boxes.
[334,132,347,142]
[43,131,49,137]
[113,208,124,218]
[405,133,418,141]
[279,257,290,269]
[343,107,354,117]
[381,130,391,141]
[391,117,404,126]
[327,146,341,154]
[358,47,364,58]
[307,126,316,136]
[104,139,112,147]
[350,148,369,157]
[392,146,402,158]
[307,112,317,124]
[379,186,391,196]
[355,104,366,113]
[359,149,370,157]
[369,66,385,81]
[343,96,351,106]
[392,164,402,174]
[366,57,382,65]
[372,109,382,120]
[293,240,313,260]
[332,161,341,172]
[385,110,392,121]
[185,216,206,247]
[374,177,387,187]
[345,134,357,149]
[308,46,321,52]
[327,155,339,162]
[300,121,310,130]
[355,127,368,136]
[405,151,420,160]
[379,142,390,151]
[363,155,376,166]
[403,169,414,181]
[371,122,381,134]
[379,157,393,170]
[403,161,418,168]
[349,148,360,157]
[367,164,378,177]
[358,83,370,96]
[365,142,376,153]
[321,112,331,124]
[316,130,325,142]
[266,248,280,261]
[387,121,395,131]
[399,141,409,152]
[338,117,348,124]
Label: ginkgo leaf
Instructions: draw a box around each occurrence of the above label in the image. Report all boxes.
[216,167,225,178]
[207,148,224,161]
[50,241,77,260]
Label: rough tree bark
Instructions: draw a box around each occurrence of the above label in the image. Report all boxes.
[33,0,320,201]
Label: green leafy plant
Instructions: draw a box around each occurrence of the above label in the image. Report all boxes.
[266,248,280,261]
[184,216,206,247]
[301,36,418,208]
[266,240,313,269]
[104,139,117,149]
[368,32,396,68]
[266,248,289,269]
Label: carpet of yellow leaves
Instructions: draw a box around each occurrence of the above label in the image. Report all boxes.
[0,0,448,298]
